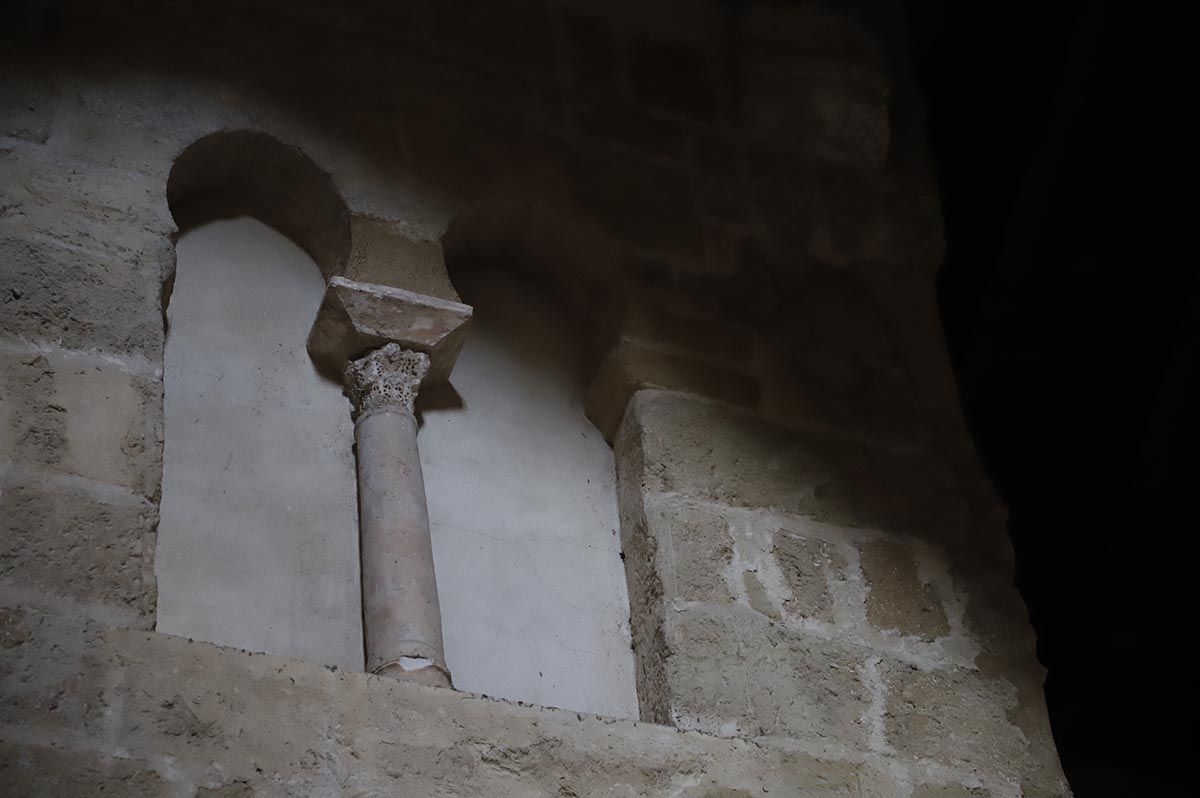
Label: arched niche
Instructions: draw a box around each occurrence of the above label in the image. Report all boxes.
[155,132,362,671]
[166,129,352,281]
[417,204,640,718]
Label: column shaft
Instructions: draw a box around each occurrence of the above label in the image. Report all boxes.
[345,344,450,687]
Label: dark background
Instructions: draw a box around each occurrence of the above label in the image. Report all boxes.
[906,1,1192,794]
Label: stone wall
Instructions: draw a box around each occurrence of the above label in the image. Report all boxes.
[617,392,1064,795]
[1,0,1068,795]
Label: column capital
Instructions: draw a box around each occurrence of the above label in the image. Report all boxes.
[344,344,430,417]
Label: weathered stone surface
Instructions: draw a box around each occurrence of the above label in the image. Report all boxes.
[0,601,112,740]
[959,568,1040,665]
[0,147,173,234]
[912,785,992,798]
[772,527,846,622]
[0,2,1064,793]
[0,625,909,797]
[0,469,157,621]
[306,275,473,384]
[343,214,461,301]
[643,495,736,605]
[0,234,164,359]
[860,539,950,641]
[0,741,168,798]
[586,342,759,440]
[666,606,869,743]
[881,658,1068,792]
[0,348,162,497]
[624,390,963,542]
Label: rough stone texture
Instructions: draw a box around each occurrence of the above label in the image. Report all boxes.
[616,390,1068,795]
[643,496,737,606]
[665,606,869,743]
[914,786,992,798]
[773,528,847,622]
[0,599,113,739]
[626,390,978,555]
[0,347,162,498]
[308,275,472,385]
[881,658,1062,793]
[0,468,157,622]
[861,539,951,641]
[0,742,168,798]
[0,233,164,360]
[344,215,461,301]
[0,620,909,797]
[0,0,1069,793]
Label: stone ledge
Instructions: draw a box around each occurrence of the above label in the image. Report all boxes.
[0,626,918,797]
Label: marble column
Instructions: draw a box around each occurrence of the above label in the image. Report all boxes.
[344,343,451,687]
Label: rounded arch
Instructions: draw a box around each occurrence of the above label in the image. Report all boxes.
[166,130,351,280]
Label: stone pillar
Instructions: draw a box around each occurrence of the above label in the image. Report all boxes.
[344,343,451,687]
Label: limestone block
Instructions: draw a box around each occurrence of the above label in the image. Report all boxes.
[0,148,173,232]
[0,469,157,621]
[0,603,110,740]
[664,606,869,744]
[0,234,164,359]
[0,742,168,798]
[0,159,175,268]
[0,349,162,497]
[772,527,847,622]
[306,275,472,385]
[913,786,992,798]
[586,341,759,441]
[634,495,849,624]
[343,216,461,301]
[880,658,1068,792]
[624,390,966,546]
[959,568,1040,666]
[642,495,737,606]
[860,539,950,641]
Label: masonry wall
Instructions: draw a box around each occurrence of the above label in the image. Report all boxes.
[1,1,1068,796]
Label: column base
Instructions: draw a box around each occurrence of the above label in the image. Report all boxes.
[372,657,453,688]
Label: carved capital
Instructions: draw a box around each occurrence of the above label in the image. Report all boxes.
[344,344,430,417]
